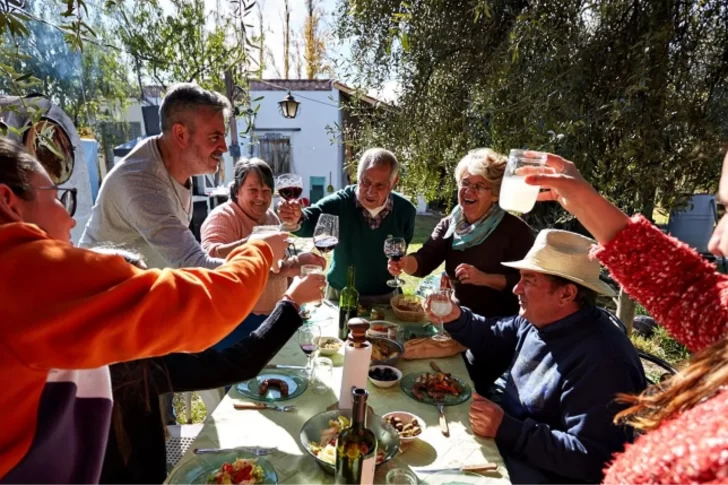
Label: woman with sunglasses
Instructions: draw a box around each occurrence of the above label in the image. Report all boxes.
[0,136,310,483]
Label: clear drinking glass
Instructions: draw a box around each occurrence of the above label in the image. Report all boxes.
[251,225,285,272]
[297,325,321,383]
[384,236,407,288]
[277,173,304,231]
[386,469,418,485]
[300,264,325,309]
[499,150,547,213]
[429,288,453,342]
[312,356,333,394]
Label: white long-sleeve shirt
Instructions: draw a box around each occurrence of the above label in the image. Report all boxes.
[80,136,224,269]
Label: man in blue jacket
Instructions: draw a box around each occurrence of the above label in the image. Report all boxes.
[426,230,646,484]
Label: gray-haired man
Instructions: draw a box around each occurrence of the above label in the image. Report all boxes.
[80,83,232,269]
[80,83,291,424]
[278,148,416,303]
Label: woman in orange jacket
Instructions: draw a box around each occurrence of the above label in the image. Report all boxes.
[0,136,324,483]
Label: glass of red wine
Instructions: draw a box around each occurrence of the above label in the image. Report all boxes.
[384,236,407,287]
[297,324,321,382]
[313,214,339,256]
[277,173,304,231]
[312,214,338,301]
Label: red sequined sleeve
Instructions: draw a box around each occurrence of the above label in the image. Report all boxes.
[592,215,728,353]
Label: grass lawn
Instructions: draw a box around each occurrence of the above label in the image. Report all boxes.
[399,214,444,294]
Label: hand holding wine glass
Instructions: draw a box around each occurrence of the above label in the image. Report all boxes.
[426,289,456,341]
[384,236,407,287]
[297,325,321,382]
[277,174,304,231]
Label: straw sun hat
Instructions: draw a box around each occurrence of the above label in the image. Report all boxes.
[502,229,616,297]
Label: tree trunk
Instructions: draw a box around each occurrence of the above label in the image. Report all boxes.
[283,0,291,79]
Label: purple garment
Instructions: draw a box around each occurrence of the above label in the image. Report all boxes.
[1,368,113,484]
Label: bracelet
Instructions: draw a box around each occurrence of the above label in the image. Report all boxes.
[280,295,301,312]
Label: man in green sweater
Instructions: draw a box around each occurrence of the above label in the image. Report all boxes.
[279,148,416,303]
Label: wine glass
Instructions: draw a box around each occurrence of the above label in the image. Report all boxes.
[429,289,453,342]
[384,236,407,287]
[313,214,339,257]
[312,214,338,301]
[277,173,304,231]
[297,325,321,382]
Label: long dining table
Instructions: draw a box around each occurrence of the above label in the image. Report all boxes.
[165,302,511,484]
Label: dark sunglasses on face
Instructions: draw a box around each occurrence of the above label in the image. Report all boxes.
[35,186,78,217]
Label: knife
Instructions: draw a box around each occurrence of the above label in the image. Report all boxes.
[233,402,296,412]
[264,364,305,371]
[416,463,499,474]
[322,299,338,310]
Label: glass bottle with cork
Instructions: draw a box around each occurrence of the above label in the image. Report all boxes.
[440,270,452,290]
[339,265,359,340]
[335,387,377,485]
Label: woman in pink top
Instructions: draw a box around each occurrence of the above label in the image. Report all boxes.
[202,158,324,349]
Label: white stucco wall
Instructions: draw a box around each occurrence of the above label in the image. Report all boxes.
[222,88,343,202]
[122,97,162,136]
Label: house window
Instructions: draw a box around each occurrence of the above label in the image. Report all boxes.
[258,134,291,174]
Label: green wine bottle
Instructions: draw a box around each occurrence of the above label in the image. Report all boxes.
[335,388,378,485]
[338,266,359,340]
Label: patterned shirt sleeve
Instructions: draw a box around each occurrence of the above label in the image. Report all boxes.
[592,214,728,352]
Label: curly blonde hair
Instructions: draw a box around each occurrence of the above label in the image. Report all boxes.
[454,148,507,198]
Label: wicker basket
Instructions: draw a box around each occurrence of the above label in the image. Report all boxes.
[390,294,426,322]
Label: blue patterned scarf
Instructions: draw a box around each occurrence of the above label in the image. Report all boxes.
[444,204,505,251]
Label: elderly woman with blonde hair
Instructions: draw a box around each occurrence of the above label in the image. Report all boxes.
[390,148,534,318]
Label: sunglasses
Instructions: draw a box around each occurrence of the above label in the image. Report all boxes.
[35,185,78,217]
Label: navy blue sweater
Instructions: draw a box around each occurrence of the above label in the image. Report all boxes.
[448,307,646,484]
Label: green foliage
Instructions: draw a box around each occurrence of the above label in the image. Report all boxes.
[336,0,728,228]
[1,0,132,136]
[113,0,253,93]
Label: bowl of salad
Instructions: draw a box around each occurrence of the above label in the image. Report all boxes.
[299,409,400,475]
[167,450,277,484]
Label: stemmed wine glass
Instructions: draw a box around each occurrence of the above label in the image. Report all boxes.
[277,173,304,231]
[312,214,338,301]
[384,236,407,287]
[298,324,321,382]
[312,214,339,256]
[429,289,453,342]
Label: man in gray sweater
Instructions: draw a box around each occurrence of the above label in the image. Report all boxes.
[80,83,230,269]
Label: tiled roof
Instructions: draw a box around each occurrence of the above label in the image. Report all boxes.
[249,79,334,91]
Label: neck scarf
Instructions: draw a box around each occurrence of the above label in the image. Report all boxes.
[444,203,505,251]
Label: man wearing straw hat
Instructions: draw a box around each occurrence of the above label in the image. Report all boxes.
[425,230,646,484]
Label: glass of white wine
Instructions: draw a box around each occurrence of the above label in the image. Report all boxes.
[429,288,453,342]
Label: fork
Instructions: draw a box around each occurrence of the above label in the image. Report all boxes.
[430,361,450,437]
[234,402,297,412]
[193,446,277,456]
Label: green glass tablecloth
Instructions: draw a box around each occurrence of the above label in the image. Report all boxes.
[165,304,511,484]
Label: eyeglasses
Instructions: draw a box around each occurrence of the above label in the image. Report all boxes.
[458,179,492,194]
[36,186,78,217]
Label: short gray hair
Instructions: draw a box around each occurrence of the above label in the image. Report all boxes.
[454,148,507,197]
[159,83,232,133]
[357,148,399,184]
